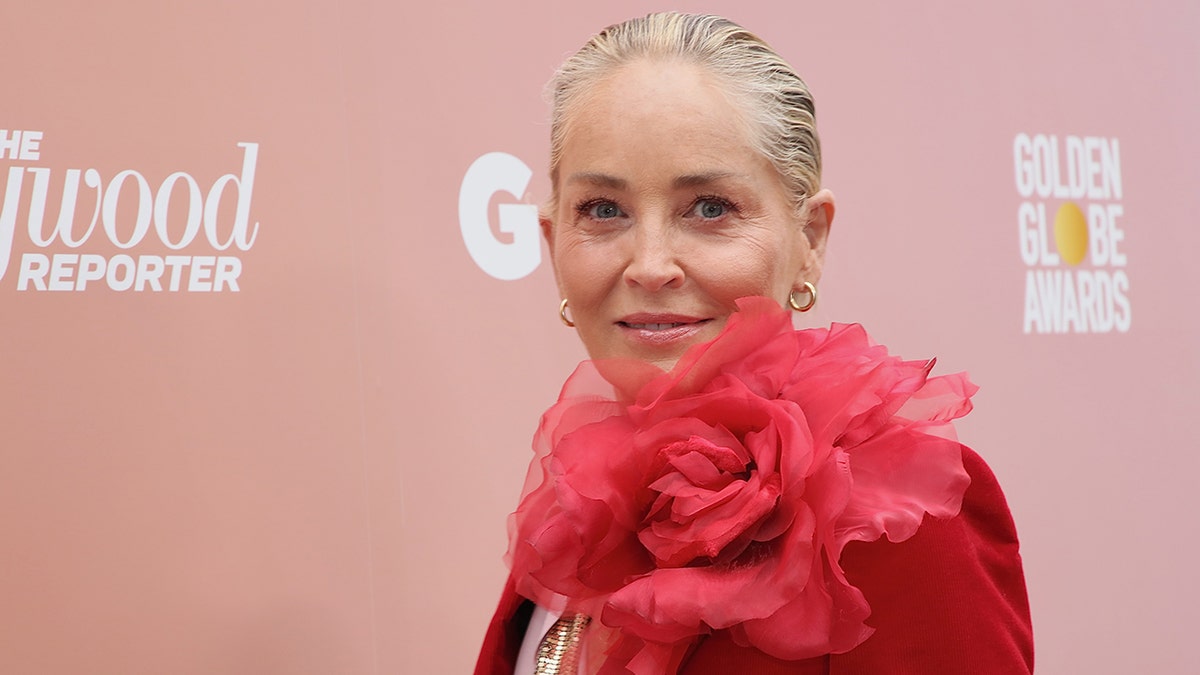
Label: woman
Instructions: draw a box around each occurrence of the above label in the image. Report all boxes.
[476,12,1032,674]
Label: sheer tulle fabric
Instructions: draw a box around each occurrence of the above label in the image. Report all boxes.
[507,297,974,674]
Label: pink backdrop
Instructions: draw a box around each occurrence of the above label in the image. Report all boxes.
[2,1,1197,673]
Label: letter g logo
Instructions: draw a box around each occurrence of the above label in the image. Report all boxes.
[458,152,540,280]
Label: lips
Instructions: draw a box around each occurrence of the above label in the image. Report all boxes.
[617,313,708,330]
[622,322,688,331]
[616,313,712,347]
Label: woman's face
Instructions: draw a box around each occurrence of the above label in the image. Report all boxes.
[544,58,833,370]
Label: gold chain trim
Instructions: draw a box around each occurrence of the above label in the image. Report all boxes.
[534,613,591,675]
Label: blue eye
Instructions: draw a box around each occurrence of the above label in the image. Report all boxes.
[586,201,623,219]
[693,198,727,219]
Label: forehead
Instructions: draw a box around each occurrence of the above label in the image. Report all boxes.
[558,58,764,176]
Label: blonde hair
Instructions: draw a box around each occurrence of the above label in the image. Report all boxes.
[547,12,821,212]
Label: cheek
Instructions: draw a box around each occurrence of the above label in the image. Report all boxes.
[554,234,621,307]
[697,238,797,303]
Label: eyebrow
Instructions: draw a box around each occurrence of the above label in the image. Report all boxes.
[672,171,740,188]
[565,172,627,189]
[564,171,742,190]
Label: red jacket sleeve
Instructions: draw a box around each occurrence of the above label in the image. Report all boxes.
[828,445,1034,674]
[474,575,532,675]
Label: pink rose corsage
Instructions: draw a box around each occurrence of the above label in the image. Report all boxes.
[507,296,974,673]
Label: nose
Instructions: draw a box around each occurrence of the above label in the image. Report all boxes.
[622,217,684,291]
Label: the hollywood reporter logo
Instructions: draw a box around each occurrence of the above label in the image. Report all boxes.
[0,129,259,292]
[1014,133,1131,334]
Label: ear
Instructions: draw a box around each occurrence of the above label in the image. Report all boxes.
[539,212,555,249]
[797,188,835,285]
[540,213,565,296]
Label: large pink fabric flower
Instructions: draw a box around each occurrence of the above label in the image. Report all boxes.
[507,297,973,673]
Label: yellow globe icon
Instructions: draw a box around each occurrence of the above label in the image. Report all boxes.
[1054,202,1088,266]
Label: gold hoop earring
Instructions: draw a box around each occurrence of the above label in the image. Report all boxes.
[559,298,575,327]
[788,281,817,312]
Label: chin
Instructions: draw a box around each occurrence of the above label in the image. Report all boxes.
[647,355,683,372]
[628,345,691,372]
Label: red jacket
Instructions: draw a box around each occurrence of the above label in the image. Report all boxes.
[475,447,1033,674]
